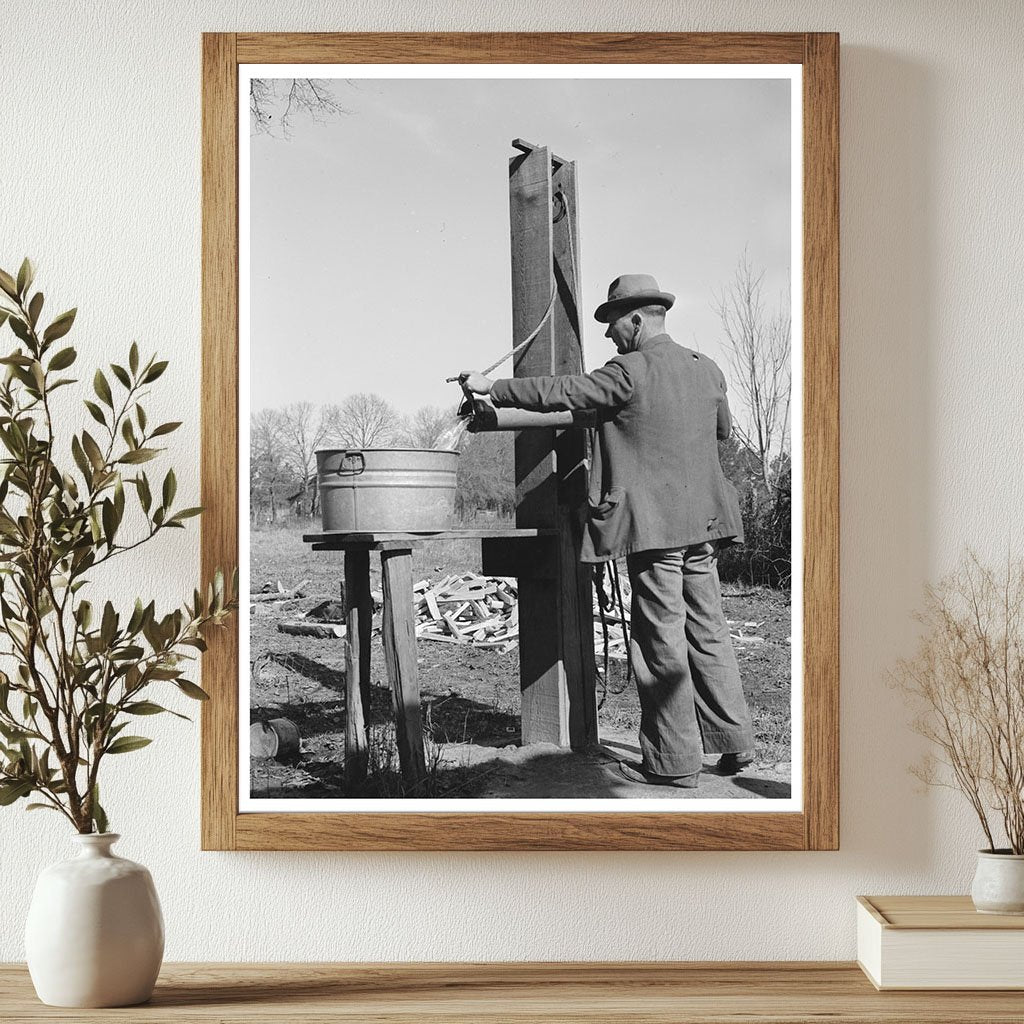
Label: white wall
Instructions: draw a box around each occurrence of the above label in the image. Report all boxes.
[2,0,1022,961]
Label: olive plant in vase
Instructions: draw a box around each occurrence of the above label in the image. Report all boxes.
[0,260,236,1006]
[896,552,1024,914]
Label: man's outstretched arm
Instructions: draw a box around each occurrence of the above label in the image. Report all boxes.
[461,361,634,413]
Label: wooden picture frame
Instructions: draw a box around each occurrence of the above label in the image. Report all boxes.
[201,32,838,851]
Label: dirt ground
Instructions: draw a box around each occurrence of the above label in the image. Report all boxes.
[248,521,793,801]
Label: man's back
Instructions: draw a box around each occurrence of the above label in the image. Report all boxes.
[586,333,743,560]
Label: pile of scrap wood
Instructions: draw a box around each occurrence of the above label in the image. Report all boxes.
[414,573,519,653]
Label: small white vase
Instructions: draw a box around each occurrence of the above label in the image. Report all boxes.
[25,833,164,1007]
[971,849,1024,915]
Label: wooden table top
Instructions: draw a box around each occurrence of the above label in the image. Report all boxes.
[3,962,1024,1022]
[303,527,554,550]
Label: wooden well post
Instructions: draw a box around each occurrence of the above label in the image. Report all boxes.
[482,140,597,750]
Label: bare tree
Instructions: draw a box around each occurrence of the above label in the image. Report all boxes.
[402,405,458,449]
[278,402,329,517]
[323,393,403,448]
[250,407,291,523]
[250,79,349,136]
[714,251,791,492]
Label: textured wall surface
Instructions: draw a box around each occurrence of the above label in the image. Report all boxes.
[2,0,1023,961]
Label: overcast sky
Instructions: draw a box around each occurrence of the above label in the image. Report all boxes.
[248,73,793,421]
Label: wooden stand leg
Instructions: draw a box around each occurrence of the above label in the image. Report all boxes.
[380,548,427,791]
[343,549,372,786]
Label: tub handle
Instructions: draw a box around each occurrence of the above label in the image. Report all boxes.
[334,451,366,476]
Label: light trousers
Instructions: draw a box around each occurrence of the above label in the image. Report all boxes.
[626,542,755,776]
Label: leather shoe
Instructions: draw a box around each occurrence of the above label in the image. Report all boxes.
[618,760,699,789]
[716,751,756,774]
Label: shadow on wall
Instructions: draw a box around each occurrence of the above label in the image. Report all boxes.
[838,47,936,868]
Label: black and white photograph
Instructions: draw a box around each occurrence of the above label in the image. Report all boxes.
[240,65,801,812]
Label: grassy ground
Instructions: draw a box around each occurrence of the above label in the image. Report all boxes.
[248,519,792,799]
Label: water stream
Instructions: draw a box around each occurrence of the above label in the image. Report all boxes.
[433,414,472,452]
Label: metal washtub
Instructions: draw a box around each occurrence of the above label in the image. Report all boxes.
[315,448,459,533]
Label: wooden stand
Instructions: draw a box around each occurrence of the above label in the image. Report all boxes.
[304,529,554,790]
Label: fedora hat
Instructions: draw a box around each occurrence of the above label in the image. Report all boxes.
[594,274,675,323]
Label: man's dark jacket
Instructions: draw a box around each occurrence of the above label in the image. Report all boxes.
[489,333,744,562]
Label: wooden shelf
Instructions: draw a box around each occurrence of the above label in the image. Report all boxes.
[302,528,555,550]
[3,962,1024,1022]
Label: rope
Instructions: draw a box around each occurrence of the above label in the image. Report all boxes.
[594,560,633,705]
[609,560,634,696]
[480,279,557,377]
[473,188,583,380]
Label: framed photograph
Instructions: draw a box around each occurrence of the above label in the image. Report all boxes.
[201,32,838,850]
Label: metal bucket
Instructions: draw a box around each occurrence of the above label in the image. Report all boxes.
[316,448,459,533]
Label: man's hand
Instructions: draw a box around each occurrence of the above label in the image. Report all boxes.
[459,371,494,396]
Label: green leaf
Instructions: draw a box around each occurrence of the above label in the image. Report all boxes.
[129,342,139,375]
[101,498,117,547]
[168,507,203,524]
[136,404,147,432]
[8,317,31,344]
[105,735,152,755]
[27,291,43,328]
[71,435,92,482]
[91,785,108,834]
[42,308,76,344]
[126,598,145,635]
[0,269,18,300]
[162,468,176,508]
[16,258,34,298]
[142,360,168,384]
[136,473,152,513]
[0,721,27,742]
[175,679,210,701]
[118,448,158,465]
[121,418,137,449]
[26,802,61,813]
[48,346,77,371]
[124,700,180,717]
[83,400,106,427]
[100,601,117,647]
[150,421,181,438]
[81,431,105,471]
[110,363,131,389]
[0,779,33,805]
[93,369,113,408]
[110,644,143,661]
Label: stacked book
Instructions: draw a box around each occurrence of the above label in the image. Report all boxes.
[857,895,1024,989]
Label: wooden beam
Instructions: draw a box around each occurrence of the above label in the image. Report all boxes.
[380,550,428,790]
[199,32,238,852]
[509,143,568,746]
[551,158,598,751]
[343,550,372,786]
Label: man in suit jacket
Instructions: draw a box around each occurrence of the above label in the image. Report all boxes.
[461,275,755,788]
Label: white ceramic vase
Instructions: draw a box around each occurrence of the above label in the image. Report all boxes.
[971,849,1024,915]
[25,833,164,1007]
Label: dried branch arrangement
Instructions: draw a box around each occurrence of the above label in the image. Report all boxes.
[0,259,236,833]
[895,552,1024,853]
